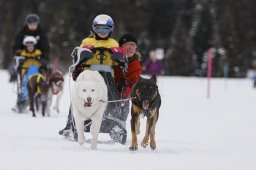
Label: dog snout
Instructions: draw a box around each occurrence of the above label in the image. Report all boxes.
[87,97,92,103]
[145,96,150,101]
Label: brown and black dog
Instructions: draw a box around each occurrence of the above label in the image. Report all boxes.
[28,73,49,117]
[129,75,161,151]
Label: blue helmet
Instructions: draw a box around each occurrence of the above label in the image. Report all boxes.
[92,14,114,35]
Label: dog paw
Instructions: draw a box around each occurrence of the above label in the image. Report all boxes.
[78,139,85,145]
[150,141,156,150]
[90,145,97,150]
[141,142,148,148]
[78,141,84,145]
[150,145,156,150]
[129,145,138,151]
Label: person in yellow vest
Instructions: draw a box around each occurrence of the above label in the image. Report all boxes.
[12,36,47,113]
[59,14,127,144]
[15,36,42,76]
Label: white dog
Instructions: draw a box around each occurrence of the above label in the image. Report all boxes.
[72,70,107,149]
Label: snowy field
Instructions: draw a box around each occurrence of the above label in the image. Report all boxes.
[0,70,256,170]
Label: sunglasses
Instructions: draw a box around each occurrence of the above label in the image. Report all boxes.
[94,25,112,35]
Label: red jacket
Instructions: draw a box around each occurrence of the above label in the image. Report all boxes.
[114,54,142,98]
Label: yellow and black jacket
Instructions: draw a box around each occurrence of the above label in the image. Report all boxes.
[80,37,119,67]
[16,49,42,75]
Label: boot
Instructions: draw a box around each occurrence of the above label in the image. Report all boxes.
[59,108,74,136]
[109,124,127,145]
[13,97,29,113]
[58,119,73,136]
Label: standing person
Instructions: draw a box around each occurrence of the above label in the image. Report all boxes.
[114,33,142,121]
[143,50,165,76]
[13,13,50,66]
[59,14,128,144]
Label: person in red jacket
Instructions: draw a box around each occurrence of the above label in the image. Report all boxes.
[114,33,142,121]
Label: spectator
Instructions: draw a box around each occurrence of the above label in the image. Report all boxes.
[143,50,165,76]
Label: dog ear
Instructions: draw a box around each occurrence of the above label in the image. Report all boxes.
[151,74,157,84]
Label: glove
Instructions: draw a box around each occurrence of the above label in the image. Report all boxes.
[72,67,84,81]
[38,57,49,67]
[80,48,93,60]
[71,46,94,65]
[37,57,49,73]
[78,46,94,64]
[111,47,125,61]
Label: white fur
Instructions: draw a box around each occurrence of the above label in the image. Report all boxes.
[72,70,108,149]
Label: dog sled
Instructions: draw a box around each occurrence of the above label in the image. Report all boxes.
[59,47,129,144]
[12,56,47,113]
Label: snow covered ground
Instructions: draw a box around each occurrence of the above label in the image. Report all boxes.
[0,70,256,170]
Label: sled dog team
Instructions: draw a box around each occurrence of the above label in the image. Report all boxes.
[12,13,161,151]
[72,70,161,150]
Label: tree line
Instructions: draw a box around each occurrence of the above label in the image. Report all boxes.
[0,0,256,77]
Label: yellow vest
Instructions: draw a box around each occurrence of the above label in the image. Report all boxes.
[80,37,119,66]
[36,73,45,94]
[19,49,42,58]
[18,49,42,75]
[29,73,45,94]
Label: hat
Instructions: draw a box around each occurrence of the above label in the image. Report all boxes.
[25,14,40,24]
[118,33,137,46]
[23,36,37,45]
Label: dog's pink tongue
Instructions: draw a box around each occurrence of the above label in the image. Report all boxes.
[84,102,92,107]
[143,101,149,110]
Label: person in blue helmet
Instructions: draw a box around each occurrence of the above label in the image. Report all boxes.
[59,14,128,144]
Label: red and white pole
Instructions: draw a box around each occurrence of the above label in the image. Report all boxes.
[207,48,213,98]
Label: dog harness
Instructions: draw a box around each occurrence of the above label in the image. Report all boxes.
[49,73,64,95]
[36,73,45,94]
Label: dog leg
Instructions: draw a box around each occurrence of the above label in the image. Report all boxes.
[136,118,140,135]
[42,101,46,117]
[46,91,52,116]
[141,118,150,148]
[129,110,140,151]
[74,113,85,145]
[29,88,36,117]
[53,91,62,113]
[90,108,104,150]
[90,119,100,149]
[149,113,158,150]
